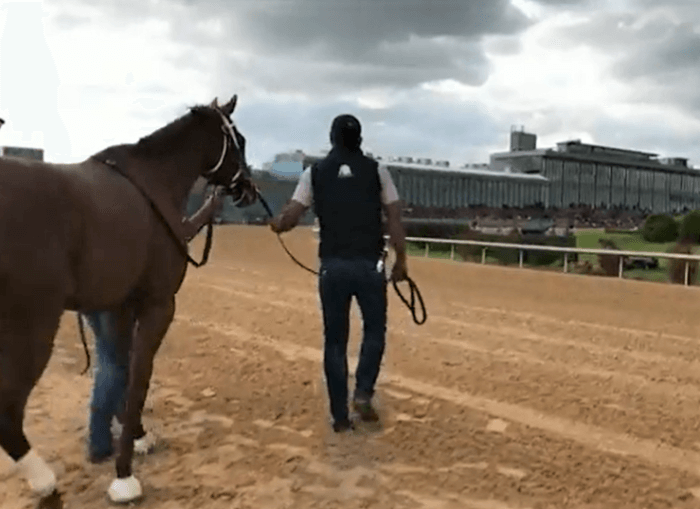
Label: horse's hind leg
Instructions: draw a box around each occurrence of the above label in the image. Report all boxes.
[0,301,62,498]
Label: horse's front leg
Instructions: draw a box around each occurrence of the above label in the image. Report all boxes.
[107,297,175,504]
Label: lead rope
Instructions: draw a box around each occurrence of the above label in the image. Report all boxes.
[257,193,427,325]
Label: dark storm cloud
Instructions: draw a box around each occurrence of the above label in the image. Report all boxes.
[530,0,591,5]
[230,0,528,59]
[49,0,530,91]
[616,21,700,79]
[208,36,491,97]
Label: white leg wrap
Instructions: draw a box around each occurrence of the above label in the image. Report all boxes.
[16,449,57,498]
[108,475,143,503]
[111,418,156,455]
[134,431,157,455]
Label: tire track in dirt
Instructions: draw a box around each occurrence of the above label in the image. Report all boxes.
[451,303,700,363]
[454,302,699,345]
[194,274,700,367]
[188,279,700,444]
[193,280,700,412]
[176,313,700,479]
[165,316,700,508]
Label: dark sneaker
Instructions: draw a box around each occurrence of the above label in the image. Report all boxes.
[332,418,355,433]
[353,397,379,423]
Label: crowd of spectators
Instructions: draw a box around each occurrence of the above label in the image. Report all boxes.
[402,204,649,231]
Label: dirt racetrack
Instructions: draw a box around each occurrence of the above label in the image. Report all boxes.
[5,225,700,508]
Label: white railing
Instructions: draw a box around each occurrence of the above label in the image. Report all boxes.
[403,235,700,286]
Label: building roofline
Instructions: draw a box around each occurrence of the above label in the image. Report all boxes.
[302,153,548,182]
[387,164,548,181]
[556,139,658,158]
[492,149,700,176]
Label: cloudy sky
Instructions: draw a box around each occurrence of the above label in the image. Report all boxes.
[2,0,700,171]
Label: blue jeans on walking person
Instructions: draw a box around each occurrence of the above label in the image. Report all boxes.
[85,309,135,461]
[318,257,387,425]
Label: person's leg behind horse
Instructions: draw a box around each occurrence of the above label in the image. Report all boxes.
[318,257,354,431]
[86,305,152,463]
[0,297,63,498]
[85,309,131,463]
[352,258,387,422]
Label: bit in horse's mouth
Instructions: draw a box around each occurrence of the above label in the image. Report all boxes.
[227,183,257,207]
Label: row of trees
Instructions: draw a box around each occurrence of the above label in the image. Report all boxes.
[642,211,700,244]
[639,212,700,285]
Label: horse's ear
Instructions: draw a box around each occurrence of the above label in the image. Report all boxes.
[221,95,237,117]
[209,97,219,108]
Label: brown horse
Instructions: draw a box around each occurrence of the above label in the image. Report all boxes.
[0,95,257,504]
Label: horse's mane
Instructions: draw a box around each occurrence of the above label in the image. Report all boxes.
[133,106,214,158]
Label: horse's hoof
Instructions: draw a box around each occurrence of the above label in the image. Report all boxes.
[17,450,57,499]
[30,473,58,499]
[108,476,143,504]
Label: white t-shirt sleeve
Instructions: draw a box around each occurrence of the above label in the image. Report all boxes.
[290,167,313,207]
[378,164,400,205]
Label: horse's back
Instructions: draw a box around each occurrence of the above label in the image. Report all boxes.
[0,155,154,310]
[0,157,77,278]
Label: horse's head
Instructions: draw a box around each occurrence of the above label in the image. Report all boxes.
[199,95,258,208]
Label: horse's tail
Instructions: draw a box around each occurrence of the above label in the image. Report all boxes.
[76,313,91,376]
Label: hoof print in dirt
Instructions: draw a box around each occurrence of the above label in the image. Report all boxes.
[36,491,64,509]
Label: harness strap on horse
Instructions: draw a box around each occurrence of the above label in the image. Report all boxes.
[257,193,427,326]
[92,156,215,268]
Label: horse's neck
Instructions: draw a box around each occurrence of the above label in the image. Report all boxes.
[139,158,200,210]
[95,145,201,210]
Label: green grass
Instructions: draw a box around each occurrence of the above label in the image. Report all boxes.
[574,229,678,282]
[575,229,676,256]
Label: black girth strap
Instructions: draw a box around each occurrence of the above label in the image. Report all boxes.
[94,157,214,267]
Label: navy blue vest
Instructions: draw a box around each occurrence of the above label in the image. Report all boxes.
[311,147,384,261]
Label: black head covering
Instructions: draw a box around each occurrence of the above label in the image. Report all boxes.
[330,114,362,149]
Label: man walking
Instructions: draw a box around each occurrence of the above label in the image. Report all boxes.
[85,186,225,462]
[270,114,408,432]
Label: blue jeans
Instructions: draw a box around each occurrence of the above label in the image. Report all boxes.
[85,309,135,459]
[318,257,387,424]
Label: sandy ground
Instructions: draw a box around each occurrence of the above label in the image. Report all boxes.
[4,225,700,508]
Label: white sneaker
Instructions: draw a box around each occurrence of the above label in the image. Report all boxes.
[134,432,157,455]
[111,417,157,455]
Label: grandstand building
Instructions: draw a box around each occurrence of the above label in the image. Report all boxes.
[300,129,700,215]
[492,128,700,213]
[1,146,44,161]
[204,128,700,225]
[301,151,549,210]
